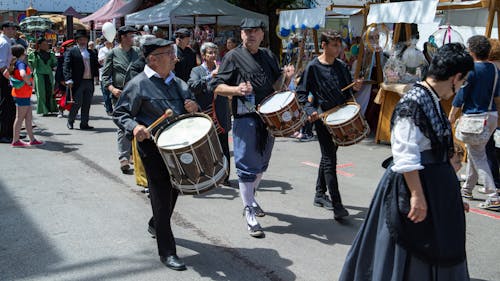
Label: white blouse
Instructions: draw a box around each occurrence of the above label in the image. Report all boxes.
[391,83,442,173]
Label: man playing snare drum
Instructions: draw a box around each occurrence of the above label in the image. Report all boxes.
[211,18,293,238]
[113,38,198,271]
[296,30,362,220]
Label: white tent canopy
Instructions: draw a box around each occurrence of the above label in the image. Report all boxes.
[125,0,268,27]
[278,8,326,30]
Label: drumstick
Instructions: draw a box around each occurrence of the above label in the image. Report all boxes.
[341,82,356,92]
[147,109,173,133]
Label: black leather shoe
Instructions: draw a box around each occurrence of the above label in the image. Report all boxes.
[333,206,349,220]
[160,255,187,271]
[67,122,74,130]
[80,124,94,130]
[313,194,334,210]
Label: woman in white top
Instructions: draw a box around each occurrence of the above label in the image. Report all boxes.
[339,43,474,281]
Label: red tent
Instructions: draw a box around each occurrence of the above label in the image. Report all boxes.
[81,0,141,28]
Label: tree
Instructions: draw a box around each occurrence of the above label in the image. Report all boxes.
[227,0,323,56]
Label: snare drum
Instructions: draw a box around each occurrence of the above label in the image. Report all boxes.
[155,113,228,194]
[258,91,306,137]
[322,102,370,146]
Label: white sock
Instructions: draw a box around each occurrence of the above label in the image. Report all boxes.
[244,207,258,227]
[239,180,255,207]
[252,173,263,202]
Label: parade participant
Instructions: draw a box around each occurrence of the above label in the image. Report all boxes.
[339,43,473,281]
[10,45,43,147]
[63,30,100,130]
[97,39,114,115]
[173,28,196,82]
[211,18,293,238]
[0,21,17,143]
[113,38,198,271]
[296,30,362,220]
[28,37,58,116]
[188,42,231,185]
[102,26,141,173]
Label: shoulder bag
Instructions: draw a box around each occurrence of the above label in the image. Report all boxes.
[455,64,498,145]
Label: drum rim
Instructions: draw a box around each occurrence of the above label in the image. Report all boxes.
[258,91,296,114]
[155,112,214,150]
[323,102,361,126]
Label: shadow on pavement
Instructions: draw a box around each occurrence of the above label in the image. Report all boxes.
[257,179,293,194]
[193,185,239,200]
[264,207,368,246]
[178,238,296,281]
[0,180,62,280]
[36,140,81,153]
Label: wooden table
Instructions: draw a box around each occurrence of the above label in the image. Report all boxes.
[374,82,454,144]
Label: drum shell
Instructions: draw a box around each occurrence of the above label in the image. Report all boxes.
[322,102,370,146]
[154,113,227,194]
[258,91,306,137]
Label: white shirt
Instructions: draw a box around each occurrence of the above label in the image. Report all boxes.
[391,83,442,173]
[0,33,12,69]
[144,65,175,85]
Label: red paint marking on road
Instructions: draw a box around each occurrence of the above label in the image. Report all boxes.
[301,161,354,177]
[336,170,354,177]
[301,161,319,168]
[469,207,500,220]
[337,163,354,169]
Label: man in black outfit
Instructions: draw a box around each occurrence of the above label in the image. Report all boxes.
[113,38,199,271]
[174,28,196,82]
[296,30,362,220]
[63,30,99,130]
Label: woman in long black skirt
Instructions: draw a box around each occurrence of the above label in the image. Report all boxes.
[339,43,474,281]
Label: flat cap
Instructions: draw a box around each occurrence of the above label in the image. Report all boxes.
[174,28,191,38]
[118,25,138,36]
[1,21,18,29]
[142,38,174,57]
[74,29,89,39]
[240,18,265,30]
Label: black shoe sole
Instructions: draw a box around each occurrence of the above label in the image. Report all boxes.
[313,202,334,210]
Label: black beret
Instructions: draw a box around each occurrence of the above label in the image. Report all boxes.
[142,38,174,57]
[1,21,18,29]
[118,26,138,37]
[240,18,265,30]
[174,28,191,38]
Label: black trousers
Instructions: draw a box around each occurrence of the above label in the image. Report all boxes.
[314,120,343,206]
[0,75,15,138]
[137,138,179,257]
[218,131,230,179]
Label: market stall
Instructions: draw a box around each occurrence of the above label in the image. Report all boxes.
[125,0,268,41]
[370,0,495,144]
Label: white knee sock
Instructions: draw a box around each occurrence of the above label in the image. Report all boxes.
[239,180,255,207]
[252,173,263,204]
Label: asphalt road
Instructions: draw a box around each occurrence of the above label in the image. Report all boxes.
[0,91,499,281]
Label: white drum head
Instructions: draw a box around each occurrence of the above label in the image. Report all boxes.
[325,104,360,125]
[259,91,295,114]
[157,116,212,149]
